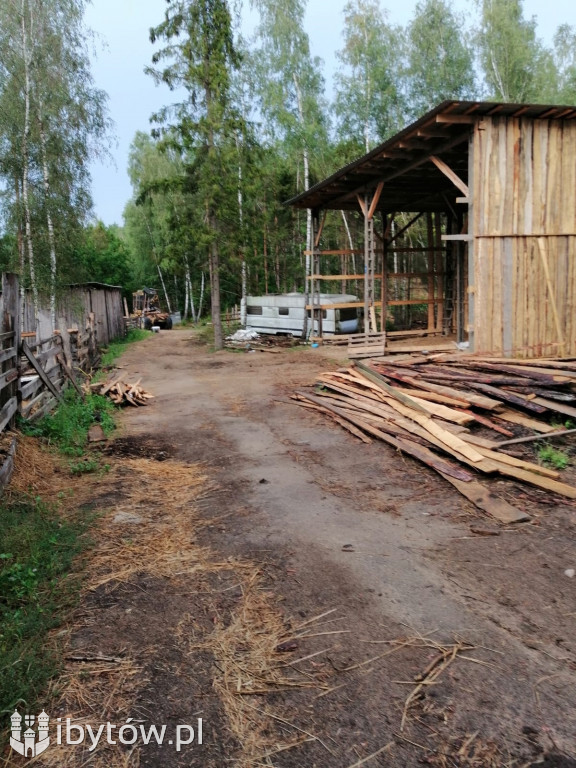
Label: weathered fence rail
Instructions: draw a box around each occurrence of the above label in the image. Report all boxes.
[0,273,125,470]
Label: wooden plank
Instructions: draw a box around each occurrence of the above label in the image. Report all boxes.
[491,464,576,499]
[392,388,471,408]
[537,237,567,356]
[467,382,547,413]
[355,363,430,413]
[20,376,42,400]
[297,392,475,482]
[56,354,84,396]
[531,397,576,419]
[440,475,530,524]
[378,396,486,464]
[472,445,560,479]
[367,182,384,220]
[495,409,556,432]
[0,436,17,491]
[0,397,17,434]
[0,368,18,393]
[21,341,63,403]
[26,396,58,423]
[0,347,16,365]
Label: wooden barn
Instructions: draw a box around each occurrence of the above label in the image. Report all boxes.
[288,101,576,359]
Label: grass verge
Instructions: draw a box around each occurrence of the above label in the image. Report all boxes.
[22,389,116,456]
[0,492,91,715]
[101,328,150,368]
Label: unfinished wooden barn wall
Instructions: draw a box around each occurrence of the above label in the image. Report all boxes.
[22,285,125,345]
[471,116,576,358]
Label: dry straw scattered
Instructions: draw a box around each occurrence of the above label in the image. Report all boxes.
[4,438,332,767]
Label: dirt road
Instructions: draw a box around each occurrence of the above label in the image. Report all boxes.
[54,330,576,767]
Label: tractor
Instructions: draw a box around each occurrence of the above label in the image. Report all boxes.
[132,288,173,330]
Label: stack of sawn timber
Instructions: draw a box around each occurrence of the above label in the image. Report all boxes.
[292,354,576,524]
[88,372,154,407]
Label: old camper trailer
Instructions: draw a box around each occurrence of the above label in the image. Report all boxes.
[246,293,359,337]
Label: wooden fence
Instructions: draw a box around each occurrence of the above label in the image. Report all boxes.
[22,282,125,346]
[0,274,118,440]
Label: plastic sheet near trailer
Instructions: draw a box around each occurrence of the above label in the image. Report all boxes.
[246,293,359,337]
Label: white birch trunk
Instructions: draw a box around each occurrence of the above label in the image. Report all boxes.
[188,273,196,322]
[198,271,205,320]
[37,104,58,330]
[20,1,38,327]
[184,264,190,320]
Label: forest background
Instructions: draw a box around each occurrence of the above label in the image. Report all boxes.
[1,0,576,346]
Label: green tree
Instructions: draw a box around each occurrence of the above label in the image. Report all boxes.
[77,222,134,294]
[250,0,328,335]
[0,0,110,329]
[406,0,476,118]
[334,0,405,152]
[148,0,242,350]
[477,0,551,101]
[550,24,576,103]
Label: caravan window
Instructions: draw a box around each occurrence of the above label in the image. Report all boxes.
[278,307,289,316]
[247,306,263,315]
[307,309,327,319]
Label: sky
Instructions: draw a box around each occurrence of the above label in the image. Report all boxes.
[84,0,575,227]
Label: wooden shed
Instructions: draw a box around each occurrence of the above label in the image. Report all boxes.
[288,101,576,358]
[22,283,125,345]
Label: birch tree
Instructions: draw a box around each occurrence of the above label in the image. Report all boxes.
[406,0,476,118]
[334,0,405,153]
[0,0,109,329]
[477,0,551,102]
[250,0,328,336]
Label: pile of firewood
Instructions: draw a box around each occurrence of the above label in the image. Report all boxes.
[293,355,576,523]
[87,372,154,407]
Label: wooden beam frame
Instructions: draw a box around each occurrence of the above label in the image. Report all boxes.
[430,155,469,197]
[367,181,384,220]
[330,131,470,209]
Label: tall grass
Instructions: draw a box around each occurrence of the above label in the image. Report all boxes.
[0,495,90,716]
[23,389,116,456]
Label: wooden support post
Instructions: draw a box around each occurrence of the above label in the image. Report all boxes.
[1,273,20,429]
[435,211,444,332]
[311,211,322,340]
[427,213,435,332]
[467,128,476,352]
[382,215,388,333]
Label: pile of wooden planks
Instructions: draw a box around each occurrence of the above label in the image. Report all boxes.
[292,354,576,523]
[88,372,154,407]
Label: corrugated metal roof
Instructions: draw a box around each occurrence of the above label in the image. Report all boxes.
[286,100,576,212]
